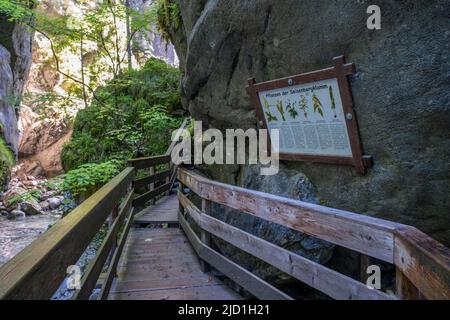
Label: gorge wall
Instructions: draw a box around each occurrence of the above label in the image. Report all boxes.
[0,16,33,189]
[169,0,450,254]
[17,0,178,179]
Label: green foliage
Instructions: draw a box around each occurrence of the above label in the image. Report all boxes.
[0,137,14,188]
[155,0,181,43]
[40,176,64,192]
[62,160,121,198]
[1,0,159,113]
[6,189,41,206]
[62,58,183,171]
[0,0,34,22]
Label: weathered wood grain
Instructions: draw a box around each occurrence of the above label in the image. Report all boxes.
[394,227,450,300]
[395,267,421,300]
[179,168,398,263]
[179,192,395,300]
[108,227,241,300]
[178,169,450,300]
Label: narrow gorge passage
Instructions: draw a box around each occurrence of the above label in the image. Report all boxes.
[0,0,449,305]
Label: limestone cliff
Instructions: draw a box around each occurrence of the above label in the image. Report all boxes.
[168,0,450,250]
[0,16,34,189]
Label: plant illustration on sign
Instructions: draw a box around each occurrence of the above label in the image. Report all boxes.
[299,95,309,119]
[329,86,337,118]
[265,111,278,122]
[276,100,286,121]
[262,96,270,110]
[312,93,324,118]
[286,100,298,119]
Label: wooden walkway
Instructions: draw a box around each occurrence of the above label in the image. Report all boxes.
[134,195,179,225]
[108,196,242,300]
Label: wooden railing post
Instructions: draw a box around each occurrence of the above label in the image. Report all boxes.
[359,254,370,284]
[109,205,119,228]
[179,183,185,218]
[149,166,155,205]
[396,268,422,300]
[165,163,171,196]
[200,199,212,273]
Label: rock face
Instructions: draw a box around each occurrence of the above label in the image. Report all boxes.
[129,0,179,66]
[0,45,17,154]
[0,15,34,189]
[169,0,450,250]
[18,105,72,177]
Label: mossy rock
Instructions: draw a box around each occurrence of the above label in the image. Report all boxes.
[0,136,15,189]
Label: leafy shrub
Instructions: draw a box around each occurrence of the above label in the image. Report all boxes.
[61,58,183,171]
[62,160,121,198]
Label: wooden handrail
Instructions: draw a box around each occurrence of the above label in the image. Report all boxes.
[127,117,190,170]
[129,118,190,207]
[178,168,450,300]
[0,167,135,300]
[128,155,171,170]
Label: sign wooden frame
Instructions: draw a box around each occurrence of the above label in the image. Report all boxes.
[246,56,372,174]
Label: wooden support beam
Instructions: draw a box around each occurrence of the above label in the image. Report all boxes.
[200,199,212,273]
[360,254,370,284]
[395,268,422,300]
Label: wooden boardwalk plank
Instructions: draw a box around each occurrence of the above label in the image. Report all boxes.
[134,195,179,225]
[108,203,242,300]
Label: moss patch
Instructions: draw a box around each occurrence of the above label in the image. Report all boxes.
[156,0,181,43]
[0,136,15,188]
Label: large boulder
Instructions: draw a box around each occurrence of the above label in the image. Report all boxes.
[169,0,450,248]
[20,201,42,216]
